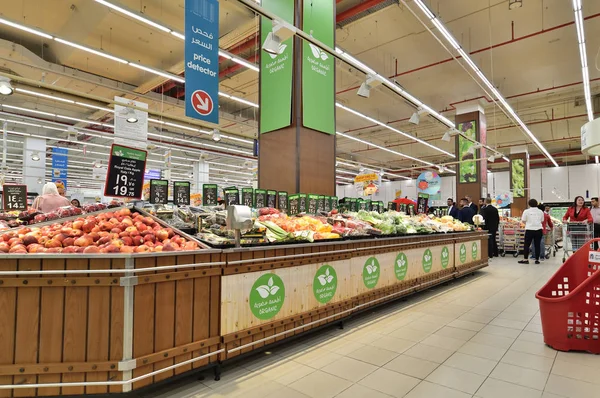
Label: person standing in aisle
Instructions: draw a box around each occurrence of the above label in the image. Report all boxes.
[563,196,593,223]
[447,198,459,218]
[478,198,486,213]
[590,197,600,250]
[480,198,499,257]
[531,204,554,260]
[32,182,71,213]
[466,195,478,213]
[458,198,476,225]
[519,199,545,264]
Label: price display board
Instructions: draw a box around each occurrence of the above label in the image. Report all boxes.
[348,198,357,211]
[388,202,396,211]
[267,190,277,208]
[317,195,325,213]
[358,199,367,210]
[378,201,385,213]
[278,191,288,212]
[307,194,319,214]
[298,193,307,213]
[332,196,338,210]
[104,144,147,199]
[407,204,415,216]
[323,196,331,212]
[2,184,27,211]
[417,193,429,214]
[203,184,218,206]
[254,189,267,208]
[224,187,239,206]
[149,179,169,204]
[365,199,372,211]
[241,188,254,207]
[173,181,190,206]
[289,194,299,215]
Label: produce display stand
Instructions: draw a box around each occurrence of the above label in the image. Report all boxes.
[497,224,524,257]
[0,212,488,396]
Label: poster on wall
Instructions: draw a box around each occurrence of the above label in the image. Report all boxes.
[458,121,477,183]
[354,173,380,196]
[495,192,512,208]
[259,0,294,133]
[114,97,148,149]
[511,159,525,198]
[416,171,441,201]
[51,147,68,194]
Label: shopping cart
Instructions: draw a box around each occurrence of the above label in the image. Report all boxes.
[536,238,600,353]
[498,224,525,257]
[543,227,557,259]
[562,222,594,262]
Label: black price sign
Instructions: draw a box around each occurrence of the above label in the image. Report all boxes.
[349,198,357,212]
[267,190,277,208]
[417,194,429,214]
[173,181,190,206]
[298,194,307,213]
[104,144,147,199]
[289,194,299,215]
[366,200,372,211]
[317,195,325,213]
[332,196,338,210]
[254,189,267,208]
[224,187,239,206]
[358,200,367,210]
[149,179,169,204]
[323,196,331,212]
[203,184,218,206]
[388,202,396,211]
[3,184,27,211]
[278,191,288,212]
[241,188,254,207]
[307,194,319,214]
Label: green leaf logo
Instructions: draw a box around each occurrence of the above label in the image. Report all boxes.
[362,257,380,289]
[441,246,450,269]
[460,243,467,263]
[422,249,433,273]
[249,273,285,320]
[309,43,329,60]
[313,265,338,304]
[395,252,408,280]
[472,242,478,260]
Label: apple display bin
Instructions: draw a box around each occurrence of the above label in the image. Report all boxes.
[0,229,488,396]
[536,238,600,353]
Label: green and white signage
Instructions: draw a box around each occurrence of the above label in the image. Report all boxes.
[249,273,285,320]
[472,242,478,260]
[313,265,337,304]
[422,248,433,273]
[395,252,408,281]
[302,0,335,135]
[459,243,467,263]
[260,0,294,134]
[441,246,450,269]
[362,257,380,289]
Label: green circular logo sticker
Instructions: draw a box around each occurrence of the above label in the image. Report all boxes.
[395,252,408,280]
[459,243,467,263]
[313,265,338,304]
[472,242,478,260]
[362,257,380,289]
[422,249,433,273]
[441,246,450,269]
[249,273,285,320]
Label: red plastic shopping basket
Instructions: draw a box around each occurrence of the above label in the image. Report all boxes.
[536,238,600,353]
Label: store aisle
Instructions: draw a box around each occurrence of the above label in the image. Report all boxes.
[150,256,599,398]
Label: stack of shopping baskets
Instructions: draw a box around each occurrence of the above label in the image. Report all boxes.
[498,224,525,257]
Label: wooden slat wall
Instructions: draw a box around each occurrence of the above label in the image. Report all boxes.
[173,254,194,375]
[132,256,156,390]
[0,259,17,398]
[108,259,125,394]
[153,256,176,382]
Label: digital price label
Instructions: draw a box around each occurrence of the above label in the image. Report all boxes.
[224,187,239,206]
[267,190,277,208]
[104,144,147,199]
[150,179,169,204]
[241,188,254,207]
[317,195,325,213]
[307,194,319,214]
[298,194,307,213]
[254,189,267,208]
[2,184,27,211]
[278,191,288,212]
[289,194,299,215]
[173,181,190,206]
[203,184,218,206]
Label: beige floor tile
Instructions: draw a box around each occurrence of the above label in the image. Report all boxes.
[403,343,455,364]
[444,352,498,376]
[474,377,542,398]
[242,353,287,372]
[434,325,477,341]
[346,345,399,366]
[489,317,528,330]
[405,381,472,398]
[288,371,352,398]
[389,327,431,342]
[517,330,544,344]
[469,308,502,317]
[555,350,600,367]
[544,374,600,398]
[469,332,515,350]
[320,356,377,382]
[263,386,311,398]
[457,313,495,324]
[425,365,485,394]
[343,329,387,344]
[541,393,566,398]
[405,320,444,333]
[448,319,486,332]
[500,350,554,372]
[489,362,549,390]
[322,338,365,356]
[359,368,420,398]
[509,340,557,359]
[384,354,439,379]
[551,359,600,386]
[524,322,544,333]
[334,384,393,398]
[261,362,315,386]
[368,335,416,353]
[496,311,535,323]
[420,333,465,351]
[294,349,344,369]
[457,341,507,361]
[480,324,522,338]
[201,366,253,388]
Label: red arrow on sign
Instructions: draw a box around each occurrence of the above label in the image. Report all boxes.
[190,90,214,116]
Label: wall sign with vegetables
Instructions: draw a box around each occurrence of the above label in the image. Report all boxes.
[511,158,525,198]
[458,121,477,184]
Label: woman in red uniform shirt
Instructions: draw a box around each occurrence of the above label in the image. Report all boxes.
[563,196,593,223]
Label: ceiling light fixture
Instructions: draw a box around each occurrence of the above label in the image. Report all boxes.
[509,0,523,10]
[31,151,40,161]
[441,130,458,142]
[572,0,594,123]
[212,129,221,142]
[408,108,428,125]
[357,74,383,98]
[0,77,14,96]
[262,20,296,54]
[409,0,559,167]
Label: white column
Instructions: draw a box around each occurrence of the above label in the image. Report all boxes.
[22,137,46,195]
[192,160,210,192]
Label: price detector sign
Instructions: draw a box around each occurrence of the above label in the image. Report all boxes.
[104,144,147,199]
[173,181,191,206]
[149,179,169,204]
[2,184,27,211]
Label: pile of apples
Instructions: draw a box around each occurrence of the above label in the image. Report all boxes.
[0,208,199,254]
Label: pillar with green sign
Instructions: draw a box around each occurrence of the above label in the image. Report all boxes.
[258,0,335,196]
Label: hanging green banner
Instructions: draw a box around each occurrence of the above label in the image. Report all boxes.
[259,0,295,134]
[302,0,335,135]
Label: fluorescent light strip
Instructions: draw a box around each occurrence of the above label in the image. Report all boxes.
[336,103,454,158]
[15,88,74,103]
[336,176,354,181]
[0,17,53,39]
[572,0,594,122]
[411,0,558,167]
[94,0,170,33]
[54,38,128,64]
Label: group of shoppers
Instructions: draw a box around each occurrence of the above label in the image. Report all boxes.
[32,182,82,213]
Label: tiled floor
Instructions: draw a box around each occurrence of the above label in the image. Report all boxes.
[149,255,600,398]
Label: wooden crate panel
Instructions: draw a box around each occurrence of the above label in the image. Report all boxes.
[454,240,482,266]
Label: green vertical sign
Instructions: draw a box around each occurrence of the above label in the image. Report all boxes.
[260,0,295,134]
[302,0,335,135]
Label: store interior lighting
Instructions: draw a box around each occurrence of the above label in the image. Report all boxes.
[262,20,296,55]
[30,151,40,161]
[357,74,383,98]
[122,107,138,124]
[212,129,221,142]
[509,0,523,10]
[0,77,14,95]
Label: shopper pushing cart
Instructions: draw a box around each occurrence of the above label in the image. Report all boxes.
[562,196,594,262]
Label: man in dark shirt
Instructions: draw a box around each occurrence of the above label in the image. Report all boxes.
[458,198,475,225]
[480,197,500,257]
[466,195,478,213]
[447,198,459,218]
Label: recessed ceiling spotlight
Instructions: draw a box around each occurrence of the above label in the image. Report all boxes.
[31,151,40,161]
[212,129,221,142]
[509,0,523,10]
[0,77,14,96]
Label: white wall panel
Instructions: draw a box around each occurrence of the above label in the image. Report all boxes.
[567,165,598,201]
[529,168,542,201]
[541,167,569,202]
[493,171,510,197]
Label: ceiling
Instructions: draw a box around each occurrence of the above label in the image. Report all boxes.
[0,0,597,190]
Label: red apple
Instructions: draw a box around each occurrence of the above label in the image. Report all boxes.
[72,220,84,230]
[62,237,75,247]
[83,246,100,254]
[82,220,95,233]
[132,236,144,246]
[62,246,78,254]
[155,230,169,241]
[0,242,9,253]
[45,239,62,249]
[22,234,39,246]
[162,243,176,252]
[120,246,135,253]
[135,245,151,253]
[154,245,163,252]
[121,237,133,246]
[97,237,111,246]
[74,236,93,247]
